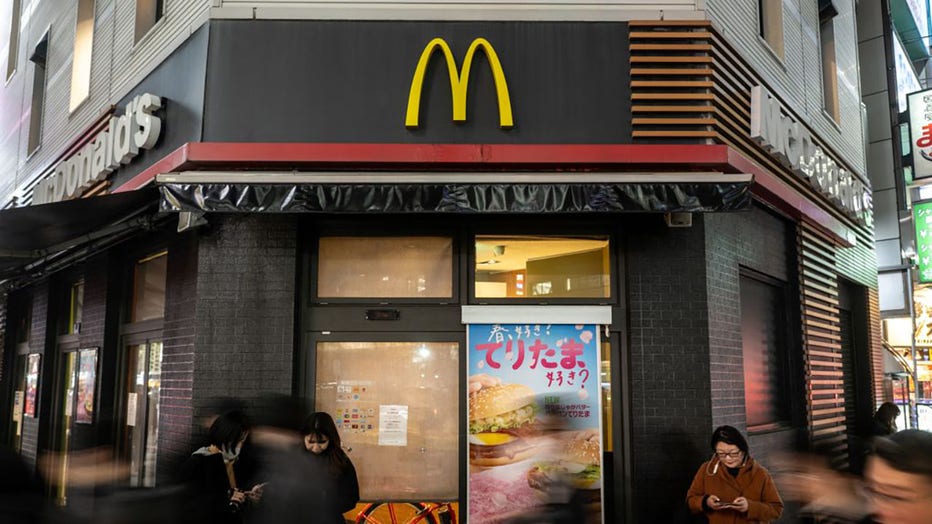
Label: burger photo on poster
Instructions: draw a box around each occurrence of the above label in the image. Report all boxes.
[469,383,542,467]
[526,431,602,510]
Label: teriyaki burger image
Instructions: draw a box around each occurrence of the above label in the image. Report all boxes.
[468,383,541,467]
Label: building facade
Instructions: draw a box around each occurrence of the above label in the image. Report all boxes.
[0,1,880,522]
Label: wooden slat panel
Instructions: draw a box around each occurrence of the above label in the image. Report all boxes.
[632,105,715,112]
[813,425,847,437]
[812,406,846,417]
[810,370,843,378]
[802,298,840,317]
[629,43,713,51]
[631,56,713,63]
[631,68,713,76]
[632,117,716,125]
[631,80,714,88]
[812,416,846,426]
[632,93,714,100]
[632,130,717,138]
[629,31,713,39]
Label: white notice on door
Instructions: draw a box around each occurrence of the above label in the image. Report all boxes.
[127,393,138,426]
[12,391,23,423]
[378,405,408,446]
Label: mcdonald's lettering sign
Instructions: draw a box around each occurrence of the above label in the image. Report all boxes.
[405,38,513,129]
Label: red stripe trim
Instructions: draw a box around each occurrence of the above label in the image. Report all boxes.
[725,148,855,247]
[180,142,734,166]
[113,144,192,193]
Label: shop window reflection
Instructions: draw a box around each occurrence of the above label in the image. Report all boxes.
[474,236,610,299]
[317,237,453,298]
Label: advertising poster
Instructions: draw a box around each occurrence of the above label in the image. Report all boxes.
[76,349,98,424]
[908,89,932,180]
[25,354,40,418]
[467,324,602,524]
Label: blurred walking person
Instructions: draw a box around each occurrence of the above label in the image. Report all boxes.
[178,410,263,524]
[863,429,932,523]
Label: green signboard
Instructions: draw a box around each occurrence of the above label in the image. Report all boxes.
[915,201,932,282]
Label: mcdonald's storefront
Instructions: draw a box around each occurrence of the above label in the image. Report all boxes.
[1,19,881,523]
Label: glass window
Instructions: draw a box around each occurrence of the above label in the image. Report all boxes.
[134,0,164,44]
[820,15,840,121]
[70,0,95,111]
[741,273,790,427]
[315,341,459,500]
[131,251,167,322]
[758,0,784,59]
[123,340,162,487]
[69,280,84,334]
[16,299,32,344]
[27,31,49,155]
[6,0,21,80]
[317,237,453,298]
[475,236,610,299]
[601,339,612,452]
[10,355,27,452]
[55,352,78,505]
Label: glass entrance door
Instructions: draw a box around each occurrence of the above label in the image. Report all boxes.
[309,331,464,523]
[55,351,78,505]
[314,340,460,500]
[121,339,163,487]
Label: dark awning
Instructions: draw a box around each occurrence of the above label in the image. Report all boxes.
[157,172,753,214]
[0,188,158,277]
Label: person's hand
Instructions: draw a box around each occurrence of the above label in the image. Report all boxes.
[729,497,749,512]
[707,494,723,510]
[468,374,501,394]
[230,490,246,504]
[247,483,266,503]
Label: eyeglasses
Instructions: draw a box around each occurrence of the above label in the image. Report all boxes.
[715,451,743,459]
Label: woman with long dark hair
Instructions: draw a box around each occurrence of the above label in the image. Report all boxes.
[686,425,783,523]
[300,412,360,523]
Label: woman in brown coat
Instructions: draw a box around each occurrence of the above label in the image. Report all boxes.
[686,425,783,523]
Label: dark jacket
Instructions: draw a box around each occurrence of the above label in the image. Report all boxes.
[686,456,783,523]
[177,448,260,524]
[256,448,359,524]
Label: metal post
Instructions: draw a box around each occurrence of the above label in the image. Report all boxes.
[908,267,920,429]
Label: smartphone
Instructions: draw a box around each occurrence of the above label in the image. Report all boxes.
[717,501,737,508]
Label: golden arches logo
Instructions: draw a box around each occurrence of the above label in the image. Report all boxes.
[405,37,514,129]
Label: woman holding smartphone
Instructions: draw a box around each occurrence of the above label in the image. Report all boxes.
[686,425,783,523]
[178,410,264,524]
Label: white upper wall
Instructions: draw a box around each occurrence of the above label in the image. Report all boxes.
[0,0,868,207]
[212,0,702,21]
[706,0,866,178]
[0,0,210,208]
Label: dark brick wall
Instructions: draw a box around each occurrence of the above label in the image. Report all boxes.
[192,215,297,423]
[79,255,109,349]
[704,207,790,431]
[626,207,796,523]
[157,235,199,481]
[705,207,797,522]
[626,214,712,522]
[21,282,49,469]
